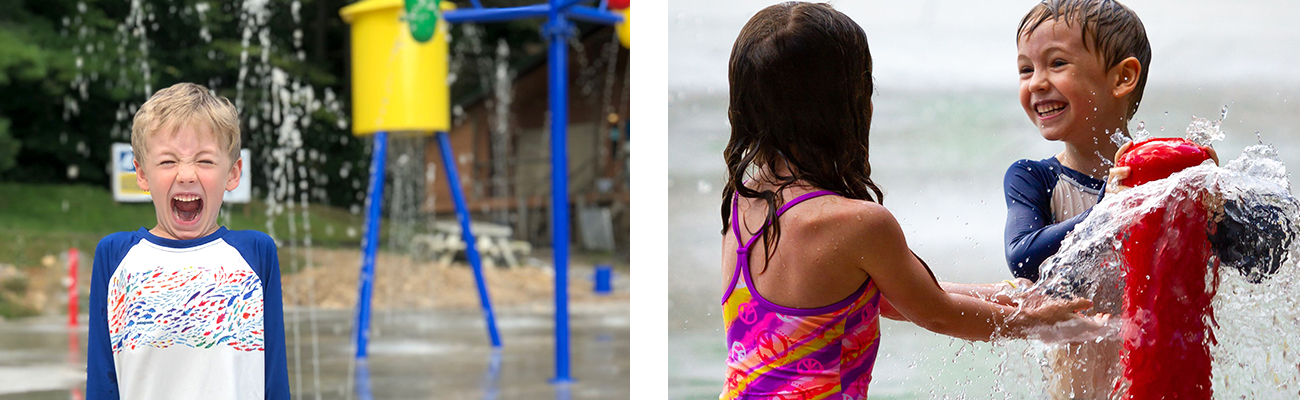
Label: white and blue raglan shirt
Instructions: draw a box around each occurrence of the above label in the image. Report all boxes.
[87,227,290,399]
[1003,157,1107,282]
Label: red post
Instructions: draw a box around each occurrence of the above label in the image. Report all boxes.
[1117,187,1216,399]
[1112,138,1219,399]
[67,247,83,387]
[67,248,79,328]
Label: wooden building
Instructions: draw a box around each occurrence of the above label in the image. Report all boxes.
[424,26,629,253]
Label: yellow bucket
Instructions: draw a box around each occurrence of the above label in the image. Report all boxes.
[340,0,453,136]
[616,8,630,48]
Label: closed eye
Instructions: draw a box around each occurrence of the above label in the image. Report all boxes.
[1051,59,1069,68]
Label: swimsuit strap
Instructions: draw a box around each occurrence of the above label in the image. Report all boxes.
[723,190,839,305]
[726,194,746,305]
[740,190,839,250]
[731,193,744,246]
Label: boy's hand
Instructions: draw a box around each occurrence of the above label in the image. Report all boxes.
[1202,145,1220,165]
[1107,141,1135,194]
[1107,167,1132,194]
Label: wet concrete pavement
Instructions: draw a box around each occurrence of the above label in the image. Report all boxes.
[0,303,629,400]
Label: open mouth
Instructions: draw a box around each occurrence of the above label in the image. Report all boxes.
[1035,101,1067,118]
[172,194,204,223]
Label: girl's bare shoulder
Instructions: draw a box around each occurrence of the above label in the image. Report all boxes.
[798,196,904,241]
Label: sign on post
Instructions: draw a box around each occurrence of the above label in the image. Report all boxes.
[111,143,252,203]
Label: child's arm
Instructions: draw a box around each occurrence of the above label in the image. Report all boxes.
[1003,161,1099,281]
[86,239,120,400]
[259,236,291,400]
[940,279,1029,305]
[880,279,1029,321]
[854,204,1093,341]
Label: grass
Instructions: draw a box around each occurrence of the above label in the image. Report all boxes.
[0,182,376,270]
[0,182,420,318]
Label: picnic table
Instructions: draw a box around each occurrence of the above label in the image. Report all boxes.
[411,220,532,268]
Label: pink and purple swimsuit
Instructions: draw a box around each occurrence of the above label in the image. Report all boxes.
[722,191,883,400]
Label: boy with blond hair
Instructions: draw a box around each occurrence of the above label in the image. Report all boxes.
[1002,0,1149,398]
[87,82,290,399]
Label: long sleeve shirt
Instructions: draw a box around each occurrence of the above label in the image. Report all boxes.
[1003,157,1106,281]
[86,227,290,400]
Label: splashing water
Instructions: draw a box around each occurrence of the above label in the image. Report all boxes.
[1112,124,1137,148]
[1186,106,1229,147]
[1019,124,1300,398]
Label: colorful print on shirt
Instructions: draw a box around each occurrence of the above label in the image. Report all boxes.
[108,264,265,353]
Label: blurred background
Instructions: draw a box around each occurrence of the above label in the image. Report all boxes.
[667,0,1300,398]
[0,0,630,399]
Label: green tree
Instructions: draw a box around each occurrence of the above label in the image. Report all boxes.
[1,0,561,211]
[0,119,19,173]
[0,0,366,208]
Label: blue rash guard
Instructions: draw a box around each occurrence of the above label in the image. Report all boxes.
[1003,157,1106,282]
[86,227,291,400]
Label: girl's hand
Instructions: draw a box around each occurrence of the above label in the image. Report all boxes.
[1017,294,1094,325]
[988,278,1034,306]
[1024,313,1116,344]
[1008,293,1113,343]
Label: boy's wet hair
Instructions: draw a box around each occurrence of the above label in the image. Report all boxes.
[131,82,241,167]
[1019,0,1151,119]
[722,2,884,269]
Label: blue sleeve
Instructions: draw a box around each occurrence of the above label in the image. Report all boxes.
[259,236,291,400]
[87,237,122,400]
[1003,161,1094,282]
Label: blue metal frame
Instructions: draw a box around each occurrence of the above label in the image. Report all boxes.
[436,131,503,348]
[354,358,374,400]
[544,9,574,384]
[354,129,506,358]
[354,131,389,359]
[441,0,622,384]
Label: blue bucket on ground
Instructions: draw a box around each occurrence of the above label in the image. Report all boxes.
[594,265,612,295]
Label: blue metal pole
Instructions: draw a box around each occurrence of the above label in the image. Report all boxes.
[439,0,621,386]
[546,0,573,384]
[436,131,503,348]
[481,349,503,400]
[442,2,622,24]
[354,131,389,359]
[354,358,374,400]
[442,5,549,23]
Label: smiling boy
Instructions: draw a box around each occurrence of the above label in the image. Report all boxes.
[86,83,290,399]
[1004,0,1148,283]
[1001,1,1150,398]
